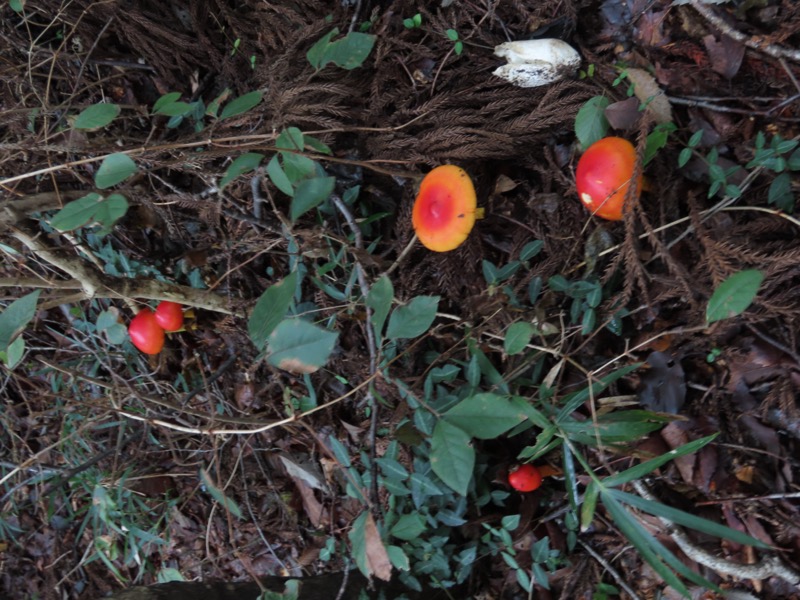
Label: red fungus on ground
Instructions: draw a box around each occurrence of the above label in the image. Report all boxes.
[128,308,165,355]
[575,136,642,221]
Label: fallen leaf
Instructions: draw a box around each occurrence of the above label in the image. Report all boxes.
[625,67,673,124]
[703,34,745,78]
[638,351,687,414]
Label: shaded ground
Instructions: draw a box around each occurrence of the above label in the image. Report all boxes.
[1,1,800,599]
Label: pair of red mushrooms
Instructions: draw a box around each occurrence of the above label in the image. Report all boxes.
[128,301,185,355]
[412,136,641,251]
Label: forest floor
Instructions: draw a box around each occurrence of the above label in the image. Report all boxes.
[1,1,800,599]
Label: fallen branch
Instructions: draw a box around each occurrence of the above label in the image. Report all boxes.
[632,480,800,585]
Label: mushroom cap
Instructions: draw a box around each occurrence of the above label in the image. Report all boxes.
[412,165,478,252]
[575,137,642,221]
[128,308,165,355]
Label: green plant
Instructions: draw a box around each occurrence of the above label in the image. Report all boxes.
[445,28,463,56]
[403,13,422,29]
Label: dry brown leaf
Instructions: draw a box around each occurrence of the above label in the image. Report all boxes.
[625,67,673,124]
[364,512,392,582]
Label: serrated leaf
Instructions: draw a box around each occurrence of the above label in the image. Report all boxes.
[575,96,610,149]
[289,176,335,221]
[504,322,533,355]
[267,318,338,374]
[443,393,526,439]
[706,270,764,323]
[220,152,264,189]
[248,270,298,350]
[366,275,393,340]
[386,295,439,340]
[73,103,120,129]
[430,420,474,496]
[0,290,40,352]
[95,153,137,189]
[219,90,262,120]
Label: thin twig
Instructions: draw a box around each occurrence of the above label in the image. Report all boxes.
[632,480,800,584]
[689,1,800,63]
[577,539,643,600]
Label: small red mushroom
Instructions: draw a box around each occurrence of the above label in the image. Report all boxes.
[575,137,642,221]
[154,301,184,332]
[508,464,543,492]
[128,308,165,355]
[412,165,482,252]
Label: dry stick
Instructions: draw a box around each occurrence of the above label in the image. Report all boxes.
[330,194,381,511]
[631,480,800,585]
[577,539,643,600]
[689,0,800,63]
[7,215,242,315]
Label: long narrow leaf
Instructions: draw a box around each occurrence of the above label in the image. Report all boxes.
[609,489,769,548]
[556,363,641,422]
[602,434,718,488]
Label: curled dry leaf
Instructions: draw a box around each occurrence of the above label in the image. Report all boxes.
[625,67,673,124]
[363,512,392,581]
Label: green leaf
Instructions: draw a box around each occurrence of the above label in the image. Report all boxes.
[430,420,474,496]
[520,240,543,261]
[277,127,305,151]
[323,32,376,70]
[267,318,338,374]
[9,0,23,12]
[387,546,410,571]
[289,176,336,221]
[50,192,128,235]
[443,393,526,439]
[504,322,533,355]
[706,270,764,323]
[73,103,120,129]
[768,172,794,212]
[601,493,696,596]
[220,152,264,189]
[92,193,129,236]
[366,275,393,339]
[386,295,439,339]
[580,480,600,531]
[199,468,242,519]
[219,90,262,120]
[0,335,25,369]
[390,513,426,541]
[602,433,718,488]
[307,28,339,70]
[152,92,182,113]
[609,489,769,548]
[267,155,294,196]
[248,270,298,350]
[575,96,610,149]
[446,29,459,41]
[94,153,137,189]
[154,101,192,117]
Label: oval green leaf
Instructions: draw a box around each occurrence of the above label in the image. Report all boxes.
[73,103,120,130]
[248,270,298,350]
[443,393,527,439]
[706,269,764,323]
[366,275,394,340]
[219,90,262,120]
[430,420,474,496]
[267,318,338,374]
[220,152,264,190]
[95,153,137,189]
[386,295,439,340]
[575,96,610,149]
[0,290,41,352]
[504,322,533,355]
[289,176,335,222]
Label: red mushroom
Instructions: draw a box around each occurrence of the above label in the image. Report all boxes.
[575,137,642,221]
[412,165,482,252]
[154,301,184,332]
[508,464,543,492]
[128,308,165,355]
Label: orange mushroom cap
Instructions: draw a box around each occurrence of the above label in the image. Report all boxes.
[575,137,642,221]
[412,165,479,252]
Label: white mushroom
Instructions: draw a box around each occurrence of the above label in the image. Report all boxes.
[493,39,581,88]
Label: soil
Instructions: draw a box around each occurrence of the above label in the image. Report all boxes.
[1,1,800,599]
